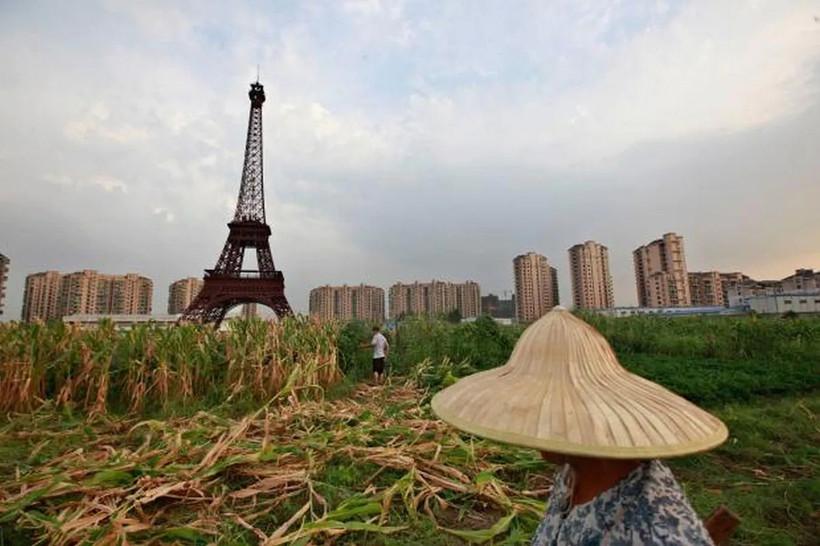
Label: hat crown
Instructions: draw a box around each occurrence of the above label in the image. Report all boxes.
[506,308,621,377]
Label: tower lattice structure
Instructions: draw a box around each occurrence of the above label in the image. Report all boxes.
[181,82,292,325]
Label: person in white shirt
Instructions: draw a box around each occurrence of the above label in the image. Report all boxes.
[369,326,389,384]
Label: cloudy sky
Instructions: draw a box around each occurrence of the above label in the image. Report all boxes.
[1,1,819,318]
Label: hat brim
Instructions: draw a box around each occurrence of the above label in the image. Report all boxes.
[431,367,728,459]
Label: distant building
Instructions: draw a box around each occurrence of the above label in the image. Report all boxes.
[513,252,559,323]
[725,277,780,306]
[726,269,820,308]
[63,313,179,330]
[743,291,820,315]
[781,268,820,292]
[0,253,9,316]
[22,270,152,322]
[388,280,480,319]
[240,303,258,318]
[633,232,691,308]
[168,277,204,314]
[462,316,515,326]
[717,272,746,306]
[481,293,515,319]
[688,271,747,307]
[596,306,744,318]
[22,271,63,321]
[310,284,385,322]
[689,271,722,307]
[568,241,614,309]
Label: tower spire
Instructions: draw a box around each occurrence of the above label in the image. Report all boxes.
[233,82,267,222]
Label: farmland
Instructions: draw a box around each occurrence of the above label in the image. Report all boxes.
[0,314,818,545]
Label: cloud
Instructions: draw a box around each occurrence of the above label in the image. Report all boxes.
[152,207,175,223]
[43,174,128,193]
[384,2,820,169]
[63,102,150,144]
[92,176,128,193]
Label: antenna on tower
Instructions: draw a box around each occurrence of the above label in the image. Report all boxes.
[256,64,260,83]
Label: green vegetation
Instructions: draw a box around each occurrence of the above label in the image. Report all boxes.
[340,315,521,379]
[673,395,819,546]
[0,313,817,544]
[580,312,820,363]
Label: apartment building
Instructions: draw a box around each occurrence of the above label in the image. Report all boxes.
[388,280,481,319]
[309,284,386,322]
[687,271,746,307]
[0,253,9,316]
[168,277,205,314]
[22,271,63,321]
[22,270,153,322]
[688,271,723,307]
[633,233,691,307]
[513,252,559,322]
[568,241,614,310]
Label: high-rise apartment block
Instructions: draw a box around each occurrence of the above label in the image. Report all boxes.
[633,233,691,307]
[513,252,559,322]
[568,241,614,309]
[168,277,204,314]
[388,280,480,319]
[0,253,9,316]
[22,270,152,322]
[310,284,386,322]
[23,271,67,322]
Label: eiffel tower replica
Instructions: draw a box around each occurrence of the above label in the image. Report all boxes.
[181,81,292,325]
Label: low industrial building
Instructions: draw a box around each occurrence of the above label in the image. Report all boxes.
[743,292,820,315]
[63,314,180,329]
[596,306,744,318]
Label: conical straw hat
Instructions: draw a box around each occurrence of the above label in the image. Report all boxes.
[431,307,728,459]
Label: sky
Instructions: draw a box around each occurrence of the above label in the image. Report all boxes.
[1,0,819,319]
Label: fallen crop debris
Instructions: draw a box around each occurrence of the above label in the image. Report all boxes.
[0,382,548,544]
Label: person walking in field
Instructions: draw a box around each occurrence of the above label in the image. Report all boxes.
[369,325,389,384]
[431,306,730,545]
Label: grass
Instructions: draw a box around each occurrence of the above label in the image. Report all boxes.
[672,395,819,546]
[619,354,820,406]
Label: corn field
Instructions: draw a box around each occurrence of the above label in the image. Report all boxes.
[0,317,342,417]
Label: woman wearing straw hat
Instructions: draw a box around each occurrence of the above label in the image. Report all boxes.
[432,306,728,545]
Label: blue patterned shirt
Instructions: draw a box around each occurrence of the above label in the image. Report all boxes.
[531,460,714,546]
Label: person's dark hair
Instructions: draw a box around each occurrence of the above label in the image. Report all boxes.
[372,325,380,332]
